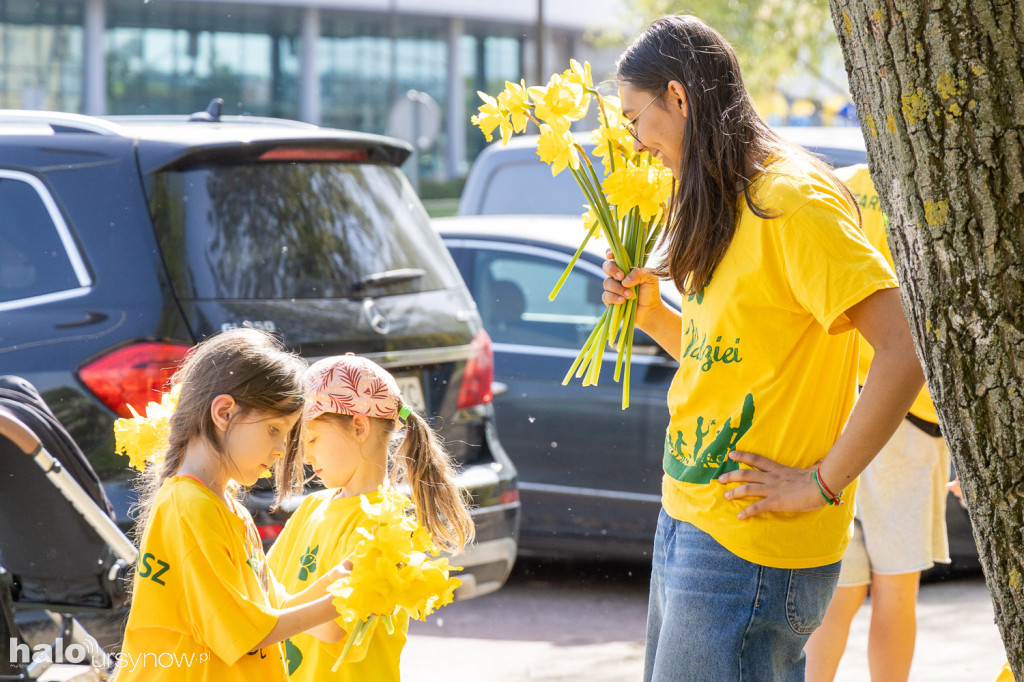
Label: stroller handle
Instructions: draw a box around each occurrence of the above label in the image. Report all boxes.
[0,405,42,456]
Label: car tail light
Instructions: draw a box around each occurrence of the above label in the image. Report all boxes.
[258,147,369,162]
[79,342,191,418]
[258,524,284,542]
[456,329,494,410]
[499,489,520,506]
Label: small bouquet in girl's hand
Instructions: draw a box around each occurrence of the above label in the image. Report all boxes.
[472,60,674,409]
[113,385,181,471]
[328,487,461,671]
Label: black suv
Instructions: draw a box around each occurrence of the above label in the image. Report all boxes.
[0,108,519,599]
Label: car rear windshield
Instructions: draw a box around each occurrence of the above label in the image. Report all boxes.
[149,161,462,299]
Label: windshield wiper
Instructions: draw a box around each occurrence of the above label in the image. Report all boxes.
[355,268,426,291]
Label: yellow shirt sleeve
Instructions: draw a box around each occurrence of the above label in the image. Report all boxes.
[778,193,897,334]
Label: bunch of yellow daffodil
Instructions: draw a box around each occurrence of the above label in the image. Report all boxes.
[472,60,674,408]
[113,383,274,479]
[328,487,461,670]
[113,384,181,472]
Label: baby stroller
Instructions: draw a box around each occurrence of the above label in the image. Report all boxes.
[0,376,137,681]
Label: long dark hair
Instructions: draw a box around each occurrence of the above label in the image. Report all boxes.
[617,15,857,295]
[132,328,307,543]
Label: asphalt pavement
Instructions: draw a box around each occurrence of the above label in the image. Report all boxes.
[18,559,1008,681]
[402,560,1010,682]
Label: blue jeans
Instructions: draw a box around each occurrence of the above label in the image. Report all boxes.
[644,510,840,681]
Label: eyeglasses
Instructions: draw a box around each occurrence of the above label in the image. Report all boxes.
[624,91,662,144]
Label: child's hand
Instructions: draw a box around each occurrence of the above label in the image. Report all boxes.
[326,555,353,582]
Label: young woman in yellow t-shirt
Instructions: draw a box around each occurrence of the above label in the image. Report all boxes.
[266,354,474,681]
[119,329,349,681]
[601,15,926,682]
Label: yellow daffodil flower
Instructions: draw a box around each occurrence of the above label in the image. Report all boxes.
[471,92,507,143]
[528,73,589,130]
[328,487,462,668]
[114,384,180,472]
[499,80,532,135]
[603,160,673,222]
[536,123,580,176]
[562,59,593,91]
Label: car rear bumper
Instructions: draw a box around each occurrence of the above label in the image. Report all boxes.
[452,501,520,600]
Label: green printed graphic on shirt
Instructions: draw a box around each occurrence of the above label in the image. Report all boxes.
[137,552,171,586]
[682,320,743,373]
[686,275,710,305]
[664,393,755,484]
[285,638,303,674]
[297,544,319,581]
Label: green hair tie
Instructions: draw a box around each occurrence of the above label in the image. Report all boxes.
[398,405,412,421]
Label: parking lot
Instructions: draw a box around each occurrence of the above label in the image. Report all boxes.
[401,560,1010,682]
[19,558,1009,681]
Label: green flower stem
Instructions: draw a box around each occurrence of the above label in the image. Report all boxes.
[549,219,601,301]
[579,154,632,271]
[621,300,638,410]
[584,311,612,386]
[613,298,634,383]
[332,619,372,672]
[562,307,608,385]
[569,163,626,269]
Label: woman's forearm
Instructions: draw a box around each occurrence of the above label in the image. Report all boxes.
[636,303,683,361]
[817,289,925,493]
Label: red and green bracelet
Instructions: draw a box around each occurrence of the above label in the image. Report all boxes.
[813,468,844,506]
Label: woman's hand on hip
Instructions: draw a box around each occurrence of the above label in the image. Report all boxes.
[602,249,663,327]
[718,450,828,519]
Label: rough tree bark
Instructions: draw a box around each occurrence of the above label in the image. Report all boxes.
[830,0,1024,673]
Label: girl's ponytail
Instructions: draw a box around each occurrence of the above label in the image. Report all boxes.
[392,412,475,553]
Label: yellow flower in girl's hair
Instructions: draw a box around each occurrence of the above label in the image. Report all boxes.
[114,384,181,471]
[327,487,461,670]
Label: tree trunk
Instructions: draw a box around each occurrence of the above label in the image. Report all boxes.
[830,0,1024,674]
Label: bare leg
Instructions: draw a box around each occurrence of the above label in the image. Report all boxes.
[867,571,921,682]
[805,583,869,682]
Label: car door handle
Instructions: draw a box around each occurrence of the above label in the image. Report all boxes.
[55,312,109,329]
[491,381,508,397]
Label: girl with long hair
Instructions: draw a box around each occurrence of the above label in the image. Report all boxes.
[266,354,473,681]
[120,329,347,681]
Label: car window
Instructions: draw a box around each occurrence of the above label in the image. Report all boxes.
[468,248,605,349]
[0,173,86,306]
[479,162,588,216]
[150,161,464,299]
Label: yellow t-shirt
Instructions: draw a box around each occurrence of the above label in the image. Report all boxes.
[267,489,408,682]
[119,476,287,681]
[662,154,898,569]
[837,163,939,424]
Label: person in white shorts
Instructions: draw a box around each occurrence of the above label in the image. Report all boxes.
[804,165,951,682]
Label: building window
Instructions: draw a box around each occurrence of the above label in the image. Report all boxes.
[0,0,83,111]
[106,1,300,118]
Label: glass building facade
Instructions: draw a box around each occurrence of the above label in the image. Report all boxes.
[0,0,587,178]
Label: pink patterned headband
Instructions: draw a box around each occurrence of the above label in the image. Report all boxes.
[304,354,410,423]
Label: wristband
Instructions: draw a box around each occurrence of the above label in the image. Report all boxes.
[813,468,844,506]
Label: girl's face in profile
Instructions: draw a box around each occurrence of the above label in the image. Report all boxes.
[619,81,688,180]
[303,417,360,490]
[222,406,302,486]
